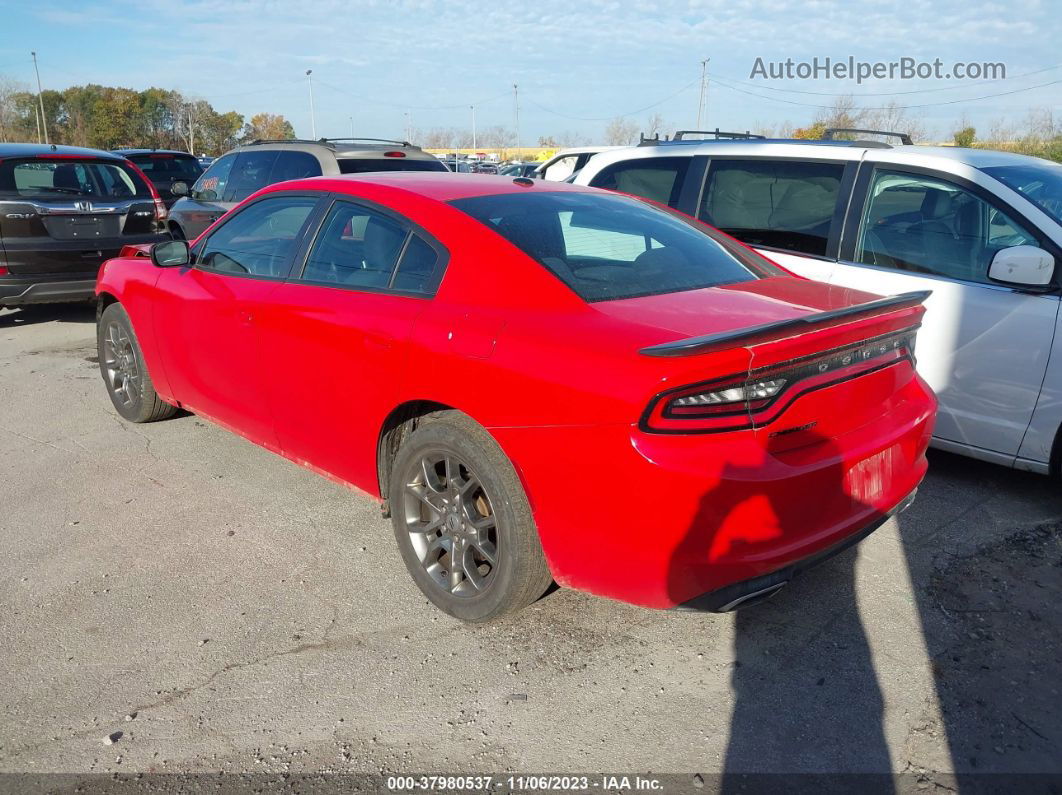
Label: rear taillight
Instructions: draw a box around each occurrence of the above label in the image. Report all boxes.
[0,266,8,277]
[384,151,406,158]
[123,159,167,221]
[642,330,917,433]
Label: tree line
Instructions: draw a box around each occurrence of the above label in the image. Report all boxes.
[0,78,296,155]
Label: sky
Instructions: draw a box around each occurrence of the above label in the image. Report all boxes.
[1,0,1060,144]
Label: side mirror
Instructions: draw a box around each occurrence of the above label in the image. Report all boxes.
[151,239,190,268]
[171,181,189,197]
[988,245,1055,288]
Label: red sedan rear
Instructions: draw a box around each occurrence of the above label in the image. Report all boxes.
[95,173,935,621]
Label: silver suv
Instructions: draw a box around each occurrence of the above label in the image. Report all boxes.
[167,138,448,240]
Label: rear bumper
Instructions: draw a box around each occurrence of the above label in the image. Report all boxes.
[0,275,97,306]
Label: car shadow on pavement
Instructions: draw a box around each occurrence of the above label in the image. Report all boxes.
[0,304,97,328]
[894,450,1062,785]
[667,432,894,788]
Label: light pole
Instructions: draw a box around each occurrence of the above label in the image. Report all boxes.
[696,58,710,129]
[470,104,476,152]
[31,51,48,144]
[306,69,316,139]
[349,115,354,139]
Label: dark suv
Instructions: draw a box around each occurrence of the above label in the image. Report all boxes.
[112,149,203,208]
[0,143,168,307]
[166,138,449,240]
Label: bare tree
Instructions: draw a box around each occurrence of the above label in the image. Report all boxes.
[644,113,673,140]
[0,77,28,142]
[604,116,639,146]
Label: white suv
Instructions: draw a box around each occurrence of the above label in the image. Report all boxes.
[575,130,1062,473]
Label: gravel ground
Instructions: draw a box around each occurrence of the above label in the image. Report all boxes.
[0,304,1059,791]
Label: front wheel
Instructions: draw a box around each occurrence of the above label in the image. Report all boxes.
[389,412,552,622]
[97,302,177,423]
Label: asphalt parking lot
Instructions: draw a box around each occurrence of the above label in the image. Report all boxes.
[0,304,1059,787]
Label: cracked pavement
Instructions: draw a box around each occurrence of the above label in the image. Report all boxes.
[0,304,1059,783]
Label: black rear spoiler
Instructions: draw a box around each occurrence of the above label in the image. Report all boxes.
[639,291,931,357]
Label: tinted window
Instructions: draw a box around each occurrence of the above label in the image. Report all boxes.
[337,158,449,174]
[699,159,844,256]
[197,195,317,277]
[191,153,236,202]
[128,153,202,181]
[0,158,150,199]
[450,191,774,302]
[225,150,279,202]
[982,162,1062,226]
[300,202,408,289]
[392,235,440,292]
[270,151,323,182]
[856,170,1038,284]
[590,157,690,205]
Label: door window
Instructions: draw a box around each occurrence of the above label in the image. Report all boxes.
[856,170,1038,284]
[589,157,690,205]
[299,202,409,290]
[542,155,580,182]
[191,154,236,202]
[225,150,280,202]
[270,151,323,182]
[196,195,318,277]
[699,159,845,256]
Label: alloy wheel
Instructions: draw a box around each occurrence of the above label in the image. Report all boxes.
[102,322,141,407]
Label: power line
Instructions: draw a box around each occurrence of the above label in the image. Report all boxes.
[709,73,1062,109]
[712,62,1062,98]
[313,78,509,111]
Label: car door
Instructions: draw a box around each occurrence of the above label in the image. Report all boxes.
[258,196,447,489]
[152,193,322,447]
[171,152,238,240]
[695,157,854,283]
[830,164,1060,459]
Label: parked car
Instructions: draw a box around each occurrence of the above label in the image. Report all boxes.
[96,172,934,620]
[535,146,624,181]
[197,155,215,169]
[443,159,473,173]
[499,162,538,178]
[0,143,168,308]
[575,129,1062,474]
[112,149,203,208]
[166,138,448,240]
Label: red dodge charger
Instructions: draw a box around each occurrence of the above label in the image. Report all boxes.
[95,173,936,621]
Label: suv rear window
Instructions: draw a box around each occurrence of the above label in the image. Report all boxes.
[338,158,449,174]
[699,159,845,257]
[127,153,202,181]
[589,157,690,205]
[0,158,151,200]
[450,191,774,302]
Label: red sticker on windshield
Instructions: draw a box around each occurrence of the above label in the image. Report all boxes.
[201,177,218,190]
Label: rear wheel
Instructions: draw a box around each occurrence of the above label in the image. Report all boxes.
[388,412,552,622]
[98,302,177,423]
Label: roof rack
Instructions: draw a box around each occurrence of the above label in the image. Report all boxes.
[246,138,321,146]
[319,137,417,148]
[822,128,912,146]
[674,129,766,141]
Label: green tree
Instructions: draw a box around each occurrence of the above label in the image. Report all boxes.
[242,112,296,141]
[953,126,976,148]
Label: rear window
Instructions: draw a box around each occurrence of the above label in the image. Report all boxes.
[449,191,775,302]
[0,158,151,200]
[589,157,690,205]
[338,158,449,174]
[127,153,202,181]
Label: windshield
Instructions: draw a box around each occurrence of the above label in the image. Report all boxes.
[127,153,202,181]
[449,191,777,302]
[338,158,449,174]
[0,158,151,200]
[982,162,1062,226]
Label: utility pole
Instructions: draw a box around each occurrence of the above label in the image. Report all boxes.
[306,70,316,139]
[33,104,41,145]
[696,58,711,130]
[470,105,477,152]
[349,116,355,138]
[31,51,48,144]
[513,83,520,159]
[404,111,411,143]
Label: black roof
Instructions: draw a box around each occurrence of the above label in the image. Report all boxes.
[112,148,197,157]
[0,142,128,160]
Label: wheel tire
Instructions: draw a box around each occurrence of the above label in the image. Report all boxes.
[97,302,177,423]
[388,411,553,622]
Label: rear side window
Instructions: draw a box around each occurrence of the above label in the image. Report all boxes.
[589,157,690,206]
[128,153,202,181]
[196,195,317,278]
[337,158,449,174]
[271,151,323,182]
[297,200,442,293]
[699,159,845,257]
[450,191,774,302]
[0,158,151,199]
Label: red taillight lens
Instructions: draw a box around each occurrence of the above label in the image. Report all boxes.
[384,151,406,158]
[0,265,8,277]
[641,330,917,433]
